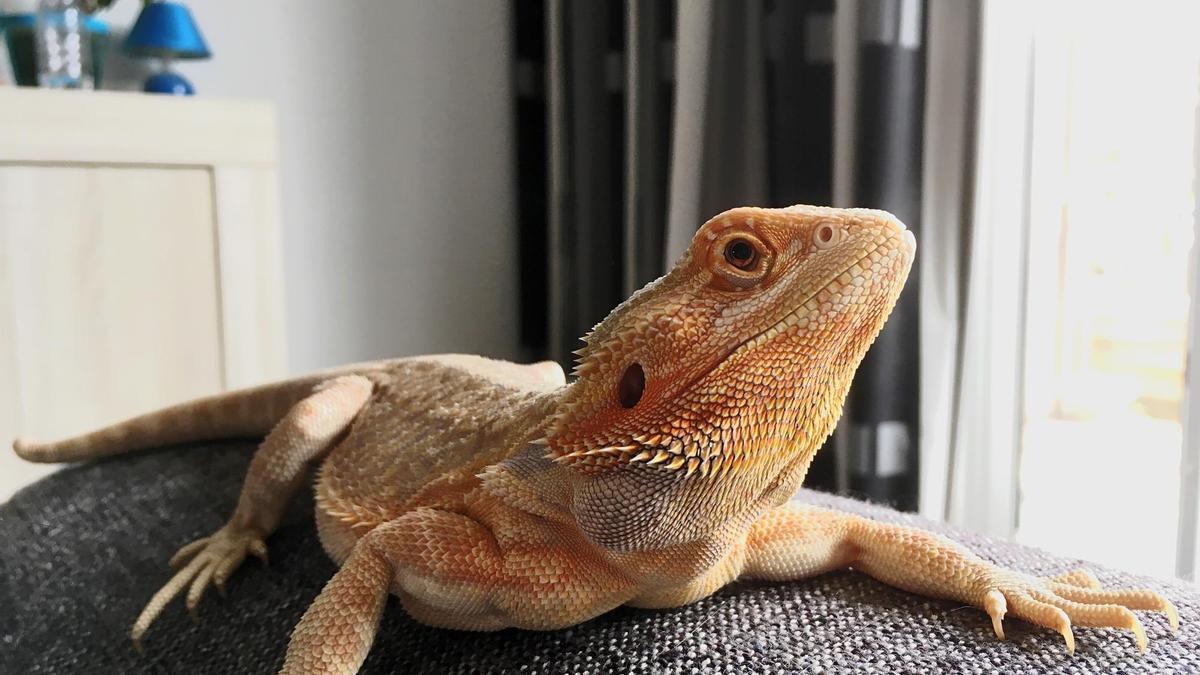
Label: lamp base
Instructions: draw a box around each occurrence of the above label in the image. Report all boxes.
[143,70,194,96]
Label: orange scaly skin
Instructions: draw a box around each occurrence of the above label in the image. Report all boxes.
[14,205,1178,673]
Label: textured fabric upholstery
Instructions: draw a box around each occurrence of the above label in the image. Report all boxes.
[2,442,1197,674]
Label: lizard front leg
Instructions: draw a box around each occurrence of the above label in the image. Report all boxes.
[132,375,374,644]
[281,507,634,675]
[743,503,1179,654]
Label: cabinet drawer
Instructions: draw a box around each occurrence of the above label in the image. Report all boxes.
[0,165,224,491]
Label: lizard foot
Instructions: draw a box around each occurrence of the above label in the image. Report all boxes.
[979,566,1178,654]
[131,524,268,646]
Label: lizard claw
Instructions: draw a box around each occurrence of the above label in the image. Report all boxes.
[1058,617,1077,655]
[984,589,1007,640]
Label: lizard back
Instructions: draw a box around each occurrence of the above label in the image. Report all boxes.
[313,356,562,558]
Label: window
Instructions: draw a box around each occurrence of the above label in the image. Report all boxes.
[1015,2,1200,578]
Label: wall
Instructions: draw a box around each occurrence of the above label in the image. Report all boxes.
[101,0,520,373]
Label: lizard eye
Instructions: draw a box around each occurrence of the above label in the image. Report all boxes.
[618,363,645,408]
[724,238,758,270]
[709,231,772,290]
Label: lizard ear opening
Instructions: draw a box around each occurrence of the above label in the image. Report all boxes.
[618,363,645,408]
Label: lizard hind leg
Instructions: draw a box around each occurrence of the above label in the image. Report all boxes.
[131,375,375,646]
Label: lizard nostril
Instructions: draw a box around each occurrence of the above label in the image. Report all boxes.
[618,363,645,408]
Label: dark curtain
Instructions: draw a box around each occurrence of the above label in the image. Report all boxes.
[514,0,675,366]
[512,0,957,512]
[845,0,925,510]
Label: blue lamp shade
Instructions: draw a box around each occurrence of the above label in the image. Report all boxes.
[122,1,210,60]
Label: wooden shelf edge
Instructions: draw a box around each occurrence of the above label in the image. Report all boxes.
[0,88,279,166]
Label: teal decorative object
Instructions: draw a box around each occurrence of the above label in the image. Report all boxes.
[0,13,109,87]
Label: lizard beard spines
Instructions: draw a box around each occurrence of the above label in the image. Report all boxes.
[546,428,746,480]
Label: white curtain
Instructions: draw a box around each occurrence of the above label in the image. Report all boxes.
[929,0,1032,537]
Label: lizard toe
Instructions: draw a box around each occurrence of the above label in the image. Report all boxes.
[1049,568,1102,589]
[169,536,211,569]
[1047,582,1179,634]
[976,569,1175,655]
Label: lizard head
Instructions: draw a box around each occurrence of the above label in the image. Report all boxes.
[545,204,915,496]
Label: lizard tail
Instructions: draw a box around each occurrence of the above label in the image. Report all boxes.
[12,377,324,463]
[12,361,395,464]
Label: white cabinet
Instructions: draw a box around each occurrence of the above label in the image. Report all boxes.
[0,89,287,498]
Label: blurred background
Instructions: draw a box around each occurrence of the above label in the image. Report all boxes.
[1,0,1199,584]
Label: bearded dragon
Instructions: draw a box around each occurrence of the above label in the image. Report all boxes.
[14,205,1177,673]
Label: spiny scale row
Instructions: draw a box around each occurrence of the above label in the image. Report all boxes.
[537,435,753,479]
